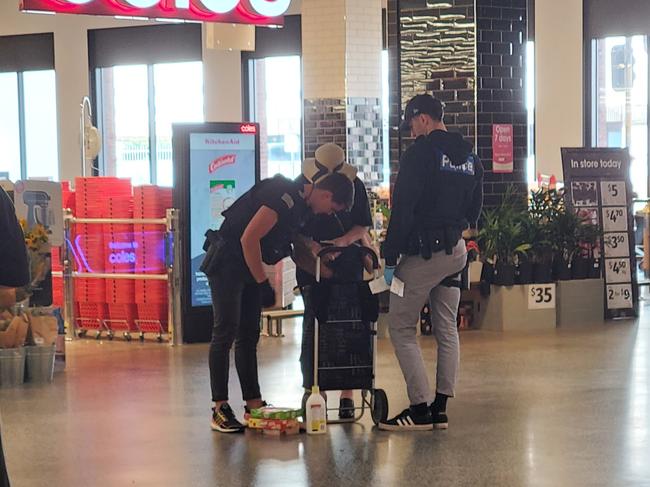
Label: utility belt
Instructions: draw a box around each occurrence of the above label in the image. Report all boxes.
[200,229,227,277]
[406,227,462,260]
[200,228,291,278]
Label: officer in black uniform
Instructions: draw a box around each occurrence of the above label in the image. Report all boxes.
[292,143,373,419]
[202,172,354,433]
[378,94,483,432]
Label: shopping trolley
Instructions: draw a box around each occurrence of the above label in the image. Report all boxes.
[301,244,389,425]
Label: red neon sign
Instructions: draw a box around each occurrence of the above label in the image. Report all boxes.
[239,123,257,134]
[20,0,290,25]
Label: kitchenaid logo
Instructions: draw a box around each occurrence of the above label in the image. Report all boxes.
[209,154,236,173]
[21,0,291,24]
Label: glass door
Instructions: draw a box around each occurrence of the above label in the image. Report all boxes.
[248,55,302,180]
[592,36,648,201]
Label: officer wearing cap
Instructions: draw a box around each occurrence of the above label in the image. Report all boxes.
[293,143,374,419]
[378,94,483,432]
[201,171,354,433]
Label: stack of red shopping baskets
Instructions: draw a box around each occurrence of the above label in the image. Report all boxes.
[51,246,63,307]
[104,195,138,338]
[133,186,172,338]
[73,177,132,336]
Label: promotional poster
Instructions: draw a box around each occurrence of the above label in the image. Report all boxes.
[189,132,256,307]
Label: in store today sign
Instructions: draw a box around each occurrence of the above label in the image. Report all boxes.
[19,0,291,25]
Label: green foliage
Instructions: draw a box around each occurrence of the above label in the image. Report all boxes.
[478,186,530,265]
[478,186,602,265]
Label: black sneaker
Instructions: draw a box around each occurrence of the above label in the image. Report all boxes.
[211,404,245,433]
[378,406,433,431]
[338,398,355,419]
[429,407,449,430]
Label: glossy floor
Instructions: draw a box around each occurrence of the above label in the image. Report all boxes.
[2,310,650,486]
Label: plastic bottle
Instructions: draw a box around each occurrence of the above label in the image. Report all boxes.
[305,385,327,435]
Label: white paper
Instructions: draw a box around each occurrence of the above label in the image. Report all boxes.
[369,276,390,295]
[390,277,405,297]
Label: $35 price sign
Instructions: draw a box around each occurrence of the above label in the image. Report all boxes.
[528,284,556,309]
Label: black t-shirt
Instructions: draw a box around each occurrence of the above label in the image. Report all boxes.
[0,188,29,287]
[295,175,372,286]
[219,175,310,266]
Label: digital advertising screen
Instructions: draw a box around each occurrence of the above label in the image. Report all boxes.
[188,131,257,307]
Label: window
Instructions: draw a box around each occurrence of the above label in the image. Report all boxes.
[96,61,204,186]
[248,55,302,179]
[0,70,59,182]
[591,36,648,201]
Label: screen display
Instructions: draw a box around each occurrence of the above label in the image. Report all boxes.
[189,132,257,307]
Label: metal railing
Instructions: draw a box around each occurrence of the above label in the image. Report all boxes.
[61,208,182,345]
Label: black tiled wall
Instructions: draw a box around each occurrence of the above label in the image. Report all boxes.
[476,0,528,206]
[303,98,347,160]
[388,0,529,207]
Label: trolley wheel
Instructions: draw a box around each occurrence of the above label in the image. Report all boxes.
[156,335,164,343]
[77,330,87,338]
[107,333,114,341]
[370,389,389,425]
[139,333,145,342]
[95,332,102,340]
[124,333,132,342]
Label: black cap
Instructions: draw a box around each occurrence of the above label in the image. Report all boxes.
[400,94,445,132]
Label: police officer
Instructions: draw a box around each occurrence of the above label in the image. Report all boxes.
[378,94,483,432]
[202,172,354,433]
[293,143,373,419]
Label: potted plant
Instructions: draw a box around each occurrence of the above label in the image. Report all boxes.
[572,218,602,279]
[478,188,530,287]
[549,209,582,280]
[525,189,557,283]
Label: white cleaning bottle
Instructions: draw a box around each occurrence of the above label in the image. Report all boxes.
[305,385,327,435]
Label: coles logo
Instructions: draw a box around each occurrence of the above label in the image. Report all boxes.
[21,0,291,25]
[240,124,257,134]
[209,154,236,173]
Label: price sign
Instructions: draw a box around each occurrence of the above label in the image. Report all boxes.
[606,284,634,309]
[603,233,630,258]
[528,284,556,310]
[600,181,627,206]
[605,258,631,283]
[602,207,628,232]
[562,147,637,319]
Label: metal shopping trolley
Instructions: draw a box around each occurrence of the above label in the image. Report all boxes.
[301,245,389,425]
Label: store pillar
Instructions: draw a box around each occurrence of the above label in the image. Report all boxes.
[301,0,384,188]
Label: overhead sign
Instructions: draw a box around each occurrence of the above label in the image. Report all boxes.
[20,0,291,25]
[492,124,513,173]
[561,147,637,320]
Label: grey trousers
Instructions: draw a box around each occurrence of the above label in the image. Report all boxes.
[388,240,467,405]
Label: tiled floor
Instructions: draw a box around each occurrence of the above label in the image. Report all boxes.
[2,310,650,486]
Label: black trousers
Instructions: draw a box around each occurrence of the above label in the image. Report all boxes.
[208,261,262,402]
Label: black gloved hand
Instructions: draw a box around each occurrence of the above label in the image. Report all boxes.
[259,279,276,308]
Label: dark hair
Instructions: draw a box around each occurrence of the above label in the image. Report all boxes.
[314,172,354,210]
